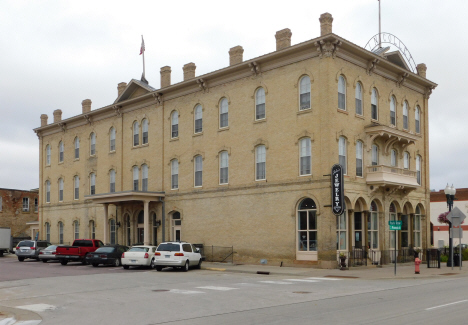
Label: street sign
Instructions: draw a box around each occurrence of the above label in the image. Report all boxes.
[447,207,466,227]
[389,220,402,231]
[450,228,463,239]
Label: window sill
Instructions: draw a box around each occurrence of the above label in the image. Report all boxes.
[371,118,379,123]
[109,150,116,155]
[171,188,179,191]
[255,179,267,183]
[219,183,229,186]
[337,109,348,115]
[74,158,80,162]
[45,164,51,168]
[218,127,229,133]
[170,137,179,142]
[141,143,149,148]
[355,114,365,120]
[89,154,96,158]
[297,109,312,116]
[254,118,267,124]
[299,174,312,177]
[58,162,64,165]
[193,132,203,138]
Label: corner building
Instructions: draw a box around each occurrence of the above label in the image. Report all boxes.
[34,13,436,268]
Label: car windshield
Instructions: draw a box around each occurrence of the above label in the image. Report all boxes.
[128,247,149,252]
[95,247,115,253]
[157,243,181,252]
[18,241,34,247]
[46,245,57,250]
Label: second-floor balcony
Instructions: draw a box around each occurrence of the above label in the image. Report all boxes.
[366,165,420,191]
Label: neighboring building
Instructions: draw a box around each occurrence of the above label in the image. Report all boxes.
[33,13,436,268]
[0,188,39,237]
[430,188,468,247]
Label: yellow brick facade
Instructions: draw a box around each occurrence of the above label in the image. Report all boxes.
[34,14,436,268]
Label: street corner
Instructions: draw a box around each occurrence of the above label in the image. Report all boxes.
[0,304,43,325]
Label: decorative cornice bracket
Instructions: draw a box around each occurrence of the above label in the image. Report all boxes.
[58,122,66,133]
[248,61,260,75]
[196,79,208,93]
[113,105,122,117]
[315,40,342,59]
[396,72,409,87]
[83,114,92,125]
[366,59,380,75]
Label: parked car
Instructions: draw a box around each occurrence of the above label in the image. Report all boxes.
[55,239,104,265]
[154,242,202,272]
[86,245,129,267]
[456,244,468,250]
[121,245,158,269]
[15,240,52,261]
[38,245,59,263]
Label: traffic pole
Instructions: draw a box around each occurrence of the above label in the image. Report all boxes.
[394,229,397,276]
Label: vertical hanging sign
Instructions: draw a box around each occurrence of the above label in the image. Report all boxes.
[332,164,344,216]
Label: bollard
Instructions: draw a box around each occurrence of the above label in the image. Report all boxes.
[415,257,421,274]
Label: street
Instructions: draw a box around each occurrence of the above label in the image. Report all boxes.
[0,256,467,324]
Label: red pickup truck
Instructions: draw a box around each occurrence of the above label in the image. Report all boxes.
[56,239,104,265]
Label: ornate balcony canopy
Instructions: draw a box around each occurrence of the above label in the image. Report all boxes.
[366,165,420,194]
[364,123,420,155]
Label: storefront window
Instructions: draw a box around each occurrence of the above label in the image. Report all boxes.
[297,198,317,251]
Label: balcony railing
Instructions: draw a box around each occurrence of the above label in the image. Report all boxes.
[366,165,420,189]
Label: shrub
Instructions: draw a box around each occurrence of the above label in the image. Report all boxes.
[440,255,448,263]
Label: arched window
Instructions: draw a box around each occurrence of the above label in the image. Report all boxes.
[338,137,347,174]
[416,155,421,185]
[74,137,80,159]
[390,96,396,126]
[110,169,116,193]
[219,98,229,128]
[46,145,51,165]
[371,88,378,120]
[356,141,363,177]
[133,166,139,191]
[391,149,397,167]
[142,164,148,191]
[338,75,346,110]
[171,111,179,138]
[403,101,409,130]
[142,119,148,144]
[255,88,266,120]
[73,220,79,240]
[90,133,96,155]
[89,220,95,239]
[371,145,379,166]
[403,152,410,170]
[219,151,229,184]
[414,205,421,248]
[255,145,266,180]
[110,219,116,244]
[299,76,311,110]
[133,122,139,146]
[110,127,116,151]
[46,181,51,203]
[299,138,311,176]
[297,198,318,252]
[415,106,421,133]
[171,159,178,189]
[58,221,63,244]
[368,201,379,249]
[45,222,50,242]
[58,178,64,202]
[194,155,203,187]
[194,105,202,133]
[90,173,96,195]
[355,82,363,115]
[59,141,64,163]
[74,176,79,200]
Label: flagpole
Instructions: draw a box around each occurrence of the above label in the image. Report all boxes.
[141,35,146,79]
[378,0,381,48]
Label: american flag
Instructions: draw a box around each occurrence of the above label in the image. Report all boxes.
[140,36,145,55]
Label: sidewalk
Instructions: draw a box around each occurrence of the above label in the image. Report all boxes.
[201,261,468,280]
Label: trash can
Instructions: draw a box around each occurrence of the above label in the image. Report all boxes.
[453,253,462,267]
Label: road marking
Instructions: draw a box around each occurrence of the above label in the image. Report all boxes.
[306,277,342,281]
[426,300,468,311]
[0,318,41,325]
[169,289,205,295]
[259,281,293,285]
[196,286,238,291]
[17,304,56,312]
[284,279,319,283]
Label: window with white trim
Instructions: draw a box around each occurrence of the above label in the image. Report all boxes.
[194,155,203,187]
[58,178,64,202]
[46,181,50,203]
[45,222,50,242]
[110,127,116,151]
[298,198,317,252]
[110,169,116,193]
[355,82,363,115]
[255,88,266,120]
[416,155,421,185]
[59,141,64,163]
[90,132,96,155]
[403,101,409,130]
[90,173,96,195]
[194,105,202,133]
[371,145,379,166]
[22,197,29,212]
[220,98,229,128]
[142,164,148,191]
[356,140,363,177]
[58,221,63,244]
[74,176,79,200]
[142,119,148,145]
[299,76,311,110]
[403,152,410,170]
[171,111,179,138]
[371,88,378,120]
[90,220,95,239]
[415,106,421,133]
[133,122,139,146]
[255,145,266,180]
[391,149,397,167]
[338,75,346,110]
[73,220,79,240]
[368,201,379,249]
[171,159,178,189]
[299,138,311,176]
[110,219,116,244]
[219,151,229,184]
[74,137,80,159]
[46,145,51,165]
[414,206,421,248]
[336,212,347,251]
[390,96,396,126]
[338,137,347,174]
[133,166,139,191]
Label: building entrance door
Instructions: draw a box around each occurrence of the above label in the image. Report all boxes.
[137,227,144,244]
[353,212,363,249]
[172,212,181,241]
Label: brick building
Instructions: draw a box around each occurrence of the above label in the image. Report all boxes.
[33,13,436,268]
[0,188,39,237]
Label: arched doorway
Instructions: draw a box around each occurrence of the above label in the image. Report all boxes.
[171,212,181,241]
[137,211,144,244]
[296,198,317,261]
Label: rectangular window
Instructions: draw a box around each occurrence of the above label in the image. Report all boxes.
[300,138,311,175]
[142,167,148,191]
[172,124,178,138]
[220,152,229,184]
[46,223,50,242]
[110,171,116,193]
[46,182,50,203]
[59,223,63,244]
[355,98,362,115]
[74,222,79,240]
[414,215,421,248]
[110,138,115,151]
[74,177,79,200]
[220,112,228,128]
[367,212,379,249]
[195,118,202,133]
[171,160,178,189]
[356,142,363,177]
[90,174,96,195]
[133,167,139,191]
[336,213,346,251]
[403,115,408,130]
[142,129,148,145]
[401,215,409,248]
[256,146,266,180]
[195,156,203,187]
[110,220,116,244]
[300,92,310,110]
[75,147,79,159]
[390,111,396,126]
[256,103,265,120]
[34,198,38,212]
[371,104,378,120]
[338,137,347,175]
[22,198,29,212]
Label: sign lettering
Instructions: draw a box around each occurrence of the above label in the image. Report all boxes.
[331,164,344,216]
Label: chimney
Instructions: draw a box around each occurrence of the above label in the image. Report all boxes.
[183,62,196,81]
[416,63,427,78]
[275,29,292,51]
[229,46,244,65]
[117,82,127,96]
[82,99,92,114]
[40,114,48,127]
[53,109,62,123]
[319,13,333,35]
[160,66,171,88]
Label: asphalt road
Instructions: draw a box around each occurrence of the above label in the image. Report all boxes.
[1,256,467,325]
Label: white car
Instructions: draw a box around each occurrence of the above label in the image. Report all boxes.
[154,242,202,272]
[121,245,157,269]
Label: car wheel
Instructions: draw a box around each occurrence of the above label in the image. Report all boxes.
[18,257,24,262]
[60,260,68,265]
[92,263,99,267]
[150,258,155,269]
[42,259,48,263]
[155,266,162,271]
[123,265,129,269]
[114,259,121,267]
[195,259,202,269]
[183,260,189,272]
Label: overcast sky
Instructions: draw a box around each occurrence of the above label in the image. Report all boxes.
[0,0,466,192]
